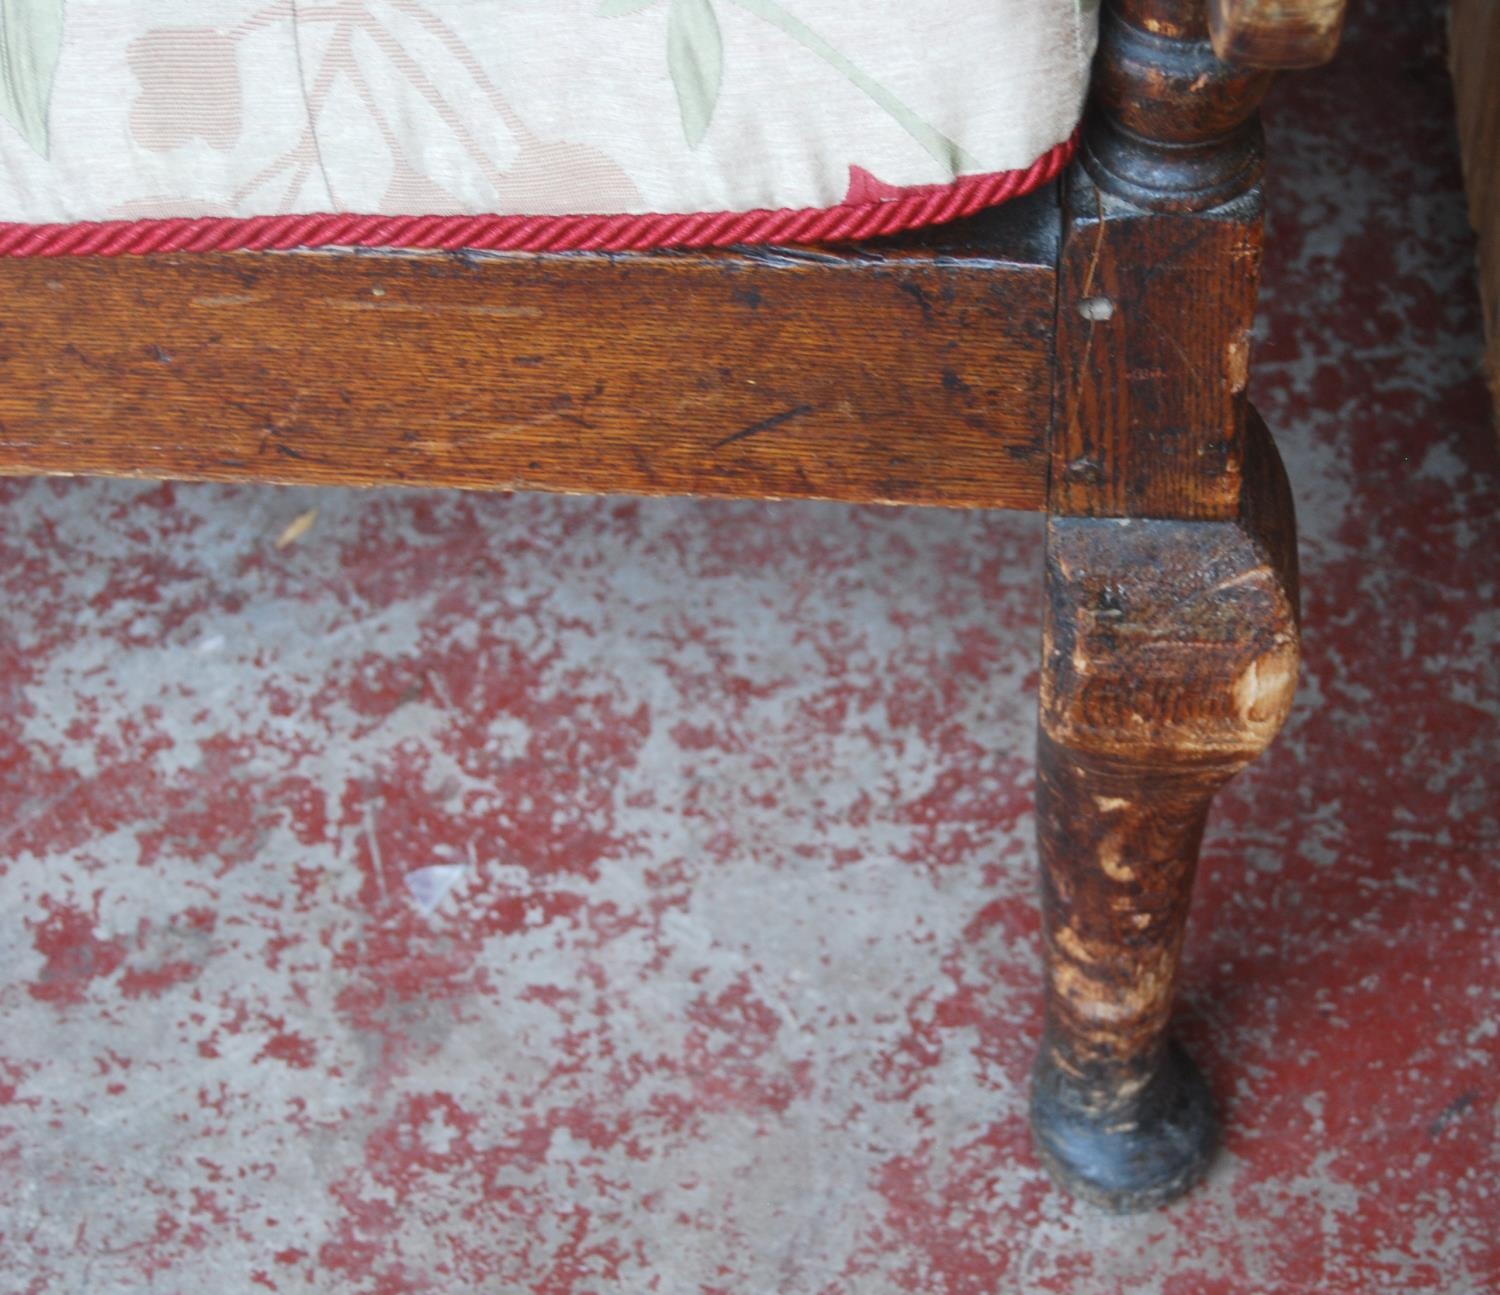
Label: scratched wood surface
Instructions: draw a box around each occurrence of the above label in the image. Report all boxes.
[1026,0,1320,1213]
[1031,408,1300,1211]
[1051,171,1263,520]
[1059,0,1270,521]
[0,198,1058,511]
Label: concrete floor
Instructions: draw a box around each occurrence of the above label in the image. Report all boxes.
[2,4,1497,1293]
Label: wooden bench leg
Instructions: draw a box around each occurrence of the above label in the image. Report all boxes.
[1028,412,1300,1211]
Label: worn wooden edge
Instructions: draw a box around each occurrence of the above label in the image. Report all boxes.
[1050,165,1264,521]
[1028,409,1299,1211]
[0,192,1061,512]
[1087,3,1274,213]
[1041,408,1300,758]
[1209,0,1348,70]
[1031,1037,1217,1213]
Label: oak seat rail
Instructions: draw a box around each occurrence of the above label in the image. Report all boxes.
[0,196,1057,512]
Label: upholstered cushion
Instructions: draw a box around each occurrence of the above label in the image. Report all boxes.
[0,1,1096,253]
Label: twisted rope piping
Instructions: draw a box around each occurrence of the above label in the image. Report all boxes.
[0,136,1074,258]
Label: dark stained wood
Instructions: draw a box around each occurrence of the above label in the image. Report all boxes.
[1030,410,1300,1211]
[1209,0,1348,69]
[0,196,1058,511]
[1055,0,1272,522]
[1451,0,1500,413]
[1030,3,1326,1210]
[1085,0,1273,213]
[1051,167,1262,520]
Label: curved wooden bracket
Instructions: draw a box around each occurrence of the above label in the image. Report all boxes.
[1209,0,1348,69]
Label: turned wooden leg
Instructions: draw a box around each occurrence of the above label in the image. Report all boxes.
[1029,414,1300,1211]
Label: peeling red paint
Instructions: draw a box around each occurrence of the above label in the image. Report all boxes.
[26,896,128,1005]
[257,1028,318,1070]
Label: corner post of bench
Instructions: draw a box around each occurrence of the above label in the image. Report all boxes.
[1029,0,1326,1210]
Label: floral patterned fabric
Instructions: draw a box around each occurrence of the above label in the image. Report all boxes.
[0,1,1096,232]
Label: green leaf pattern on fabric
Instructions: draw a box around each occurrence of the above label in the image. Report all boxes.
[602,0,978,172]
[667,0,722,149]
[0,0,64,156]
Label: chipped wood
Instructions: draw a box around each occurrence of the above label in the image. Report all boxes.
[1209,0,1348,69]
[1031,410,1300,1210]
[1031,2,1318,1211]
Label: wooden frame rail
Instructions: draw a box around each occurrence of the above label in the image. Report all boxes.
[0,194,1057,513]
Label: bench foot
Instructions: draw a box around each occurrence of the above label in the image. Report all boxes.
[1032,1039,1216,1212]
[1029,413,1300,1211]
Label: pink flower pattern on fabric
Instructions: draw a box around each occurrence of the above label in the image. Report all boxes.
[128,28,244,153]
[0,2,1095,234]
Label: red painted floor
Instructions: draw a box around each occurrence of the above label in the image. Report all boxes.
[2,4,1497,1294]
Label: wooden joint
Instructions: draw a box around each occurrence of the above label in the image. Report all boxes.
[1050,165,1264,520]
[1042,409,1300,769]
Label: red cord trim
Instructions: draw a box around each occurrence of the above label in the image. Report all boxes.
[0,135,1074,259]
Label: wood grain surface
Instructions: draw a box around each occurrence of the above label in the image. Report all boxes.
[1210,0,1348,69]
[1451,0,1500,410]
[1031,409,1300,1210]
[1051,170,1263,520]
[0,198,1058,511]
[1060,1,1272,521]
